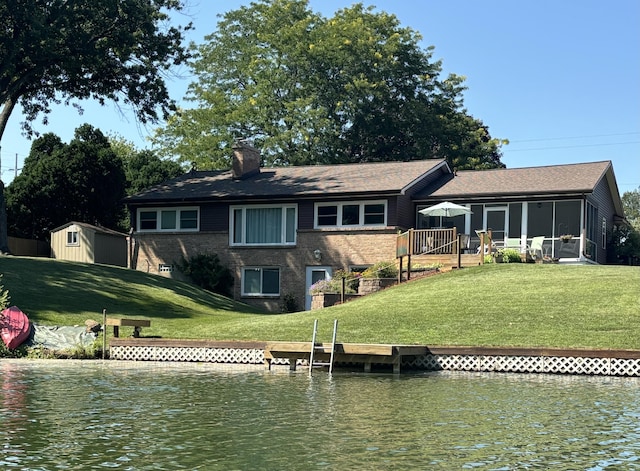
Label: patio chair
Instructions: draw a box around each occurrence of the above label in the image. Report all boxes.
[459,234,470,253]
[476,241,494,255]
[422,236,434,254]
[528,236,547,261]
[503,238,525,252]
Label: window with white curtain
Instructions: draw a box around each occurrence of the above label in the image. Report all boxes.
[231,205,297,246]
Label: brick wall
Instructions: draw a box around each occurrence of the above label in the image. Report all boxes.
[131,229,399,312]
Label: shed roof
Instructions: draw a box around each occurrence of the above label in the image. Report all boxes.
[50,221,128,238]
[125,159,448,204]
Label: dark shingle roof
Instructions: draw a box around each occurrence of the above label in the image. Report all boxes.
[125,159,447,203]
[424,161,613,198]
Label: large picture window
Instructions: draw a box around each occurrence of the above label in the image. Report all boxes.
[137,207,199,232]
[242,267,280,296]
[315,201,387,228]
[231,205,296,246]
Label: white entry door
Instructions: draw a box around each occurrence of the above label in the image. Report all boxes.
[305,266,332,310]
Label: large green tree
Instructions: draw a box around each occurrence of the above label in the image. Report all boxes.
[109,136,184,196]
[109,136,184,230]
[0,0,192,252]
[155,0,506,170]
[6,125,127,241]
[622,186,640,233]
[608,186,640,265]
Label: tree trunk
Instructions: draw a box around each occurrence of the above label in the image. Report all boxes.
[0,97,16,142]
[0,180,8,254]
[0,98,17,254]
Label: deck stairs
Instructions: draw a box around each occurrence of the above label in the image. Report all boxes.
[309,319,338,375]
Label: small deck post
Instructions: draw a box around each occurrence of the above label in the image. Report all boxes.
[102,308,107,360]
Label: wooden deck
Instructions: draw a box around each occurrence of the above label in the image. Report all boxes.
[264,342,427,373]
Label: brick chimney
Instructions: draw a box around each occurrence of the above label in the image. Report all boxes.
[232,141,261,179]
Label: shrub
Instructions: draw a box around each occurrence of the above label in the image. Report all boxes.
[309,271,359,295]
[0,274,9,310]
[499,248,522,263]
[177,253,234,297]
[408,262,443,272]
[361,261,398,279]
[280,293,299,313]
[333,269,361,292]
[309,279,330,294]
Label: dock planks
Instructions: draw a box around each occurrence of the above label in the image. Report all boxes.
[264,342,427,373]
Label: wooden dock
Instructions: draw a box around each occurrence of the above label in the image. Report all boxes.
[107,339,640,376]
[264,342,427,373]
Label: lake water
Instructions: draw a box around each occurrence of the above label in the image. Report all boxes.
[1,360,639,470]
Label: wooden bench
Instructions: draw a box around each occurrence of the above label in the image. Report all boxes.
[106,318,151,338]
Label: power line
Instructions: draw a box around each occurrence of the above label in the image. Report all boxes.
[507,141,640,152]
[509,131,640,144]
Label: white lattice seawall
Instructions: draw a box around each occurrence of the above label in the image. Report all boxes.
[404,354,640,377]
[108,340,640,377]
[110,345,265,364]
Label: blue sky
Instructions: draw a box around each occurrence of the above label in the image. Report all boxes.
[1,0,638,195]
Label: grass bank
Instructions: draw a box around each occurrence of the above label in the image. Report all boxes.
[1,256,639,349]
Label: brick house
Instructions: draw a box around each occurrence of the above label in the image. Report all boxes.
[124,143,625,312]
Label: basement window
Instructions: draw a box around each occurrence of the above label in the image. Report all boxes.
[242,267,280,296]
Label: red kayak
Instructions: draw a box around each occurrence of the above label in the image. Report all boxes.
[1,306,31,349]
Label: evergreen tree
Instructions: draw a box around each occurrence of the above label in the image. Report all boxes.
[6,125,126,241]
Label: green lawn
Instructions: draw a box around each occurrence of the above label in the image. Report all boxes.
[1,256,639,349]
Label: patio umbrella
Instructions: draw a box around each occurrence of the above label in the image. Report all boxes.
[418,201,472,227]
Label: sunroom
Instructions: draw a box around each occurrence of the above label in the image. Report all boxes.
[413,161,622,265]
[416,199,602,262]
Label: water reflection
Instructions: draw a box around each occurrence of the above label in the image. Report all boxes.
[0,360,639,470]
[1,361,29,466]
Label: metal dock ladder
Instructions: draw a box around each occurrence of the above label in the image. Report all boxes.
[309,319,338,375]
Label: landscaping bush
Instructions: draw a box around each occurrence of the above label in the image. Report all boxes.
[309,270,359,295]
[177,253,234,297]
[407,262,443,273]
[361,261,398,279]
[309,279,337,294]
[0,274,9,310]
[280,293,299,313]
[333,269,361,292]
[499,248,522,263]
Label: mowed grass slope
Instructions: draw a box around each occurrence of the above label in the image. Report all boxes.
[1,256,639,349]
